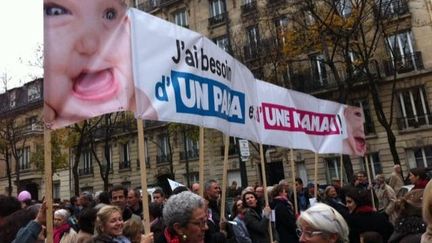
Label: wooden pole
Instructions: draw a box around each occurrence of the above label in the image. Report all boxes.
[340,154,344,187]
[220,134,229,219]
[137,119,151,234]
[314,153,318,198]
[290,149,298,214]
[364,155,376,210]
[198,127,205,197]
[44,129,53,243]
[259,144,273,243]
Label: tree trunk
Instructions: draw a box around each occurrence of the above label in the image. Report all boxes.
[6,149,12,196]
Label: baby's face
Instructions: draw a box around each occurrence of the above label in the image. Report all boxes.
[44,0,134,128]
[344,106,366,155]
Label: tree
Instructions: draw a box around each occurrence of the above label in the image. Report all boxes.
[281,0,408,174]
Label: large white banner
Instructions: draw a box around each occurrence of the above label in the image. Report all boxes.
[130,9,366,156]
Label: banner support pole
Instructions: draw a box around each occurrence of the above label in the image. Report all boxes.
[44,129,53,243]
[290,149,298,214]
[364,155,376,210]
[259,144,273,243]
[314,153,318,198]
[137,119,151,234]
[340,154,344,187]
[220,134,229,219]
[198,127,205,197]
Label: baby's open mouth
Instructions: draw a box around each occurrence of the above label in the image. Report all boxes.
[355,137,366,152]
[72,69,119,101]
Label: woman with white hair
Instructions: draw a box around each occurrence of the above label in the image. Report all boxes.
[155,191,207,243]
[53,208,77,243]
[297,203,349,243]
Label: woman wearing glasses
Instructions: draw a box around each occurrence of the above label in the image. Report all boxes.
[156,191,207,243]
[297,203,349,243]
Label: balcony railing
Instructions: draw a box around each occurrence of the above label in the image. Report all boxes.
[180,149,199,160]
[119,160,131,170]
[208,13,227,27]
[267,0,285,7]
[79,167,93,176]
[397,114,432,130]
[137,158,150,168]
[241,1,257,15]
[377,0,409,19]
[159,0,181,7]
[156,154,171,164]
[383,52,424,76]
[243,44,260,61]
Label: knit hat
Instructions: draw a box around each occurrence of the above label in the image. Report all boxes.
[17,190,31,202]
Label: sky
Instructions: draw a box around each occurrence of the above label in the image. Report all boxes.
[0,1,43,92]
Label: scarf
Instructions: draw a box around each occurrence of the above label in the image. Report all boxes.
[53,223,71,243]
[164,228,181,243]
[354,205,375,213]
[274,195,288,202]
[414,179,429,189]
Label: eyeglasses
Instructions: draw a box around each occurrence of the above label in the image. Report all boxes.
[296,228,324,238]
[189,219,208,228]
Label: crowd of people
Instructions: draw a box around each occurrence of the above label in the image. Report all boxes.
[0,165,431,243]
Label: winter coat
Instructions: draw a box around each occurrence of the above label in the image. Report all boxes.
[272,197,298,243]
[243,207,270,243]
[388,216,426,243]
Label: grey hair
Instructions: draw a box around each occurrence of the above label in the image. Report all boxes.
[54,209,70,220]
[298,203,349,243]
[163,191,205,229]
[204,179,218,191]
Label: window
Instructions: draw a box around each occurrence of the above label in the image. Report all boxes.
[336,0,352,17]
[305,11,315,26]
[80,151,93,175]
[310,54,328,86]
[325,157,347,184]
[157,134,170,163]
[27,83,41,102]
[361,153,383,178]
[407,146,432,168]
[18,147,30,170]
[9,91,16,108]
[353,99,375,134]
[387,31,414,59]
[53,181,60,200]
[119,142,130,169]
[185,171,199,184]
[247,25,260,47]
[103,145,114,172]
[214,36,230,53]
[210,0,225,17]
[274,16,288,47]
[26,116,40,131]
[173,9,188,28]
[296,161,308,186]
[397,86,431,129]
[379,0,409,18]
[182,136,199,160]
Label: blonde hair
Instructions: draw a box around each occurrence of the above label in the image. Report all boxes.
[298,203,349,243]
[423,181,432,225]
[95,205,123,234]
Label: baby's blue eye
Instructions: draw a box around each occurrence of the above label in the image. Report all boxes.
[104,8,117,20]
[44,4,69,16]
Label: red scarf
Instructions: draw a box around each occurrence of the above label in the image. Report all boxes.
[414,179,429,189]
[355,205,375,213]
[53,223,70,243]
[164,228,181,243]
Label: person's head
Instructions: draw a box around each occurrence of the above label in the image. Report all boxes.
[295,178,304,192]
[242,191,259,209]
[127,189,141,208]
[271,184,288,199]
[393,164,401,174]
[123,218,143,243]
[148,202,163,221]
[359,231,383,243]
[0,195,21,224]
[331,179,341,188]
[163,191,207,243]
[191,183,200,194]
[204,179,220,201]
[95,205,124,237]
[343,106,366,156]
[70,196,78,206]
[374,174,386,186]
[409,168,427,185]
[43,0,135,129]
[324,186,338,199]
[110,185,128,209]
[297,203,349,243]
[97,191,111,205]
[0,204,41,243]
[423,180,432,227]
[345,188,371,213]
[78,207,98,234]
[254,186,264,199]
[152,188,166,204]
[231,199,245,217]
[17,190,32,208]
[54,209,70,228]
[230,181,238,188]
[355,171,367,185]
[79,191,94,208]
